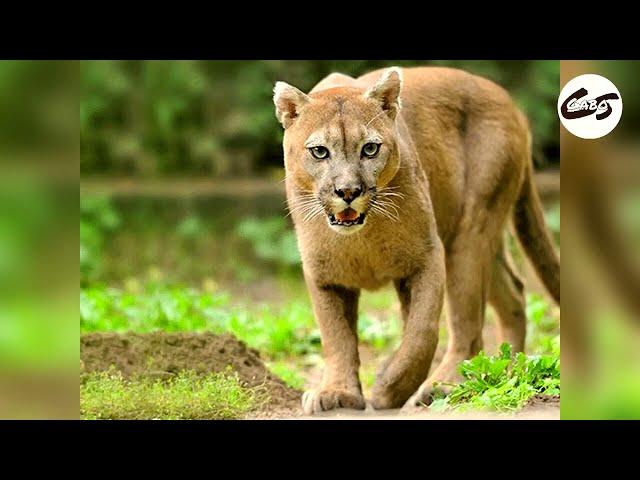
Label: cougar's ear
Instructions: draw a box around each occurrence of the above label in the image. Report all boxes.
[273,81,310,129]
[364,67,402,120]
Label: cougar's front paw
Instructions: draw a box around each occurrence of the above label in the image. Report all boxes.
[301,388,366,415]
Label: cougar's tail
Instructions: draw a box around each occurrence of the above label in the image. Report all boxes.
[513,134,560,304]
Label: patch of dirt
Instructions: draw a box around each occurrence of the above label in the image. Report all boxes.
[80,332,301,416]
[522,394,560,411]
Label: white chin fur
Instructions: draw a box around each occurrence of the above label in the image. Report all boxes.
[328,222,365,235]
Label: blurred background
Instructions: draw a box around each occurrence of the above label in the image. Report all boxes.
[81,60,559,179]
[561,60,640,419]
[0,61,77,418]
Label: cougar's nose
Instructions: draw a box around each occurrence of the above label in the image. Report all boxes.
[334,186,363,203]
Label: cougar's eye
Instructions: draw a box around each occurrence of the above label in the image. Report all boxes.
[362,143,380,158]
[309,146,329,160]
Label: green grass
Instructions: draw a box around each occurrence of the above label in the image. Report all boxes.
[81,284,318,358]
[81,369,263,420]
[80,284,400,359]
[430,342,560,413]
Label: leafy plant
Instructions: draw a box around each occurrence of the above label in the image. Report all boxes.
[430,342,560,413]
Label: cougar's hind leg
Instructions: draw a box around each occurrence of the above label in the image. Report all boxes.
[488,237,527,352]
[428,215,496,391]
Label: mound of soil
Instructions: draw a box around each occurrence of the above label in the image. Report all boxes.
[80,332,301,416]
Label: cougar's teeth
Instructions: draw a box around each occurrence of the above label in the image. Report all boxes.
[328,212,366,227]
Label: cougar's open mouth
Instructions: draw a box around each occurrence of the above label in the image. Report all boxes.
[328,207,366,227]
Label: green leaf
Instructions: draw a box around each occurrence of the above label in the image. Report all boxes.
[499,342,512,360]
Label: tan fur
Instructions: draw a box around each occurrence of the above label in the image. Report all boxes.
[274,66,559,413]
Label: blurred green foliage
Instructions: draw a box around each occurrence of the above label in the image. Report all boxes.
[0,60,76,153]
[0,178,78,372]
[235,216,301,268]
[562,310,640,419]
[80,196,121,285]
[602,61,640,138]
[79,194,305,286]
[544,202,561,243]
[81,60,559,177]
[526,292,561,355]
